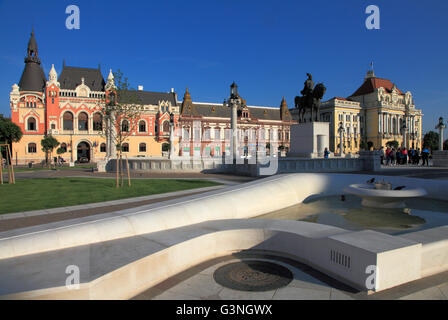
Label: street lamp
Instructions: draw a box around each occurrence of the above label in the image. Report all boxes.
[401,121,408,149]
[338,122,345,155]
[224,82,242,161]
[435,117,446,151]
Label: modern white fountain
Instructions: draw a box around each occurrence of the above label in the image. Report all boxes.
[344,180,428,209]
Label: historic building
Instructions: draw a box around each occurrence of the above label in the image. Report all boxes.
[177,88,295,157]
[9,31,295,165]
[292,70,423,154]
[10,30,179,165]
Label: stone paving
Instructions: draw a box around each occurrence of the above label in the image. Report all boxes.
[133,254,448,300]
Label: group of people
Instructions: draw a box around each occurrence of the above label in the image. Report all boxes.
[380,146,431,166]
[53,156,66,167]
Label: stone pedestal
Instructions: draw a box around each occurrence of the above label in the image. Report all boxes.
[287,122,330,158]
[432,151,448,167]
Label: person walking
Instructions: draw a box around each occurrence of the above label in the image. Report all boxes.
[396,148,402,165]
[421,147,430,166]
[402,148,408,165]
[324,148,330,159]
[390,148,396,165]
[385,147,391,166]
[379,146,385,165]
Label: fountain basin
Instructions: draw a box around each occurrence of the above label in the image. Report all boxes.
[343,184,427,209]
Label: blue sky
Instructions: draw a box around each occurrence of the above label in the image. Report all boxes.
[0,0,447,133]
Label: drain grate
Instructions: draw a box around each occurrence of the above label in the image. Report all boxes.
[213,260,293,292]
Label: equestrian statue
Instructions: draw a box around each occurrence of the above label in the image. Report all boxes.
[294,73,326,123]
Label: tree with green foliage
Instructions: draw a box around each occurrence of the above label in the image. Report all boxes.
[359,139,368,151]
[0,115,22,144]
[386,140,399,149]
[422,131,439,151]
[41,135,60,167]
[100,69,143,188]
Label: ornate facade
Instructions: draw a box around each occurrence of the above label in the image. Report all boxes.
[9,31,295,165]
[293,70,423,153]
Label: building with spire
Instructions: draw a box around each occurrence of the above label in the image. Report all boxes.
[10,31,295,165]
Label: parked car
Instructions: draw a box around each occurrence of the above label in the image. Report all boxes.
[75,157,89,164]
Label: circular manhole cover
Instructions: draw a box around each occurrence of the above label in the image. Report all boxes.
[213,260,293,292]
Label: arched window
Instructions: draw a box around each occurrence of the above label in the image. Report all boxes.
[63,112,74,130]
[78,112,89,131]
[139,143,146,152]
[27,117,36,131]
[162,121,170,133]
[93,113,103,131]
[122,120,130,133]
[60,143,67,152]
[139,120,146,133]
[100,143,106,153]
[122,143,129,152]
[28,143,37,153]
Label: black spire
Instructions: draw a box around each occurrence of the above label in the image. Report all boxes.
[27,28,38,58]
[18,29,47,92]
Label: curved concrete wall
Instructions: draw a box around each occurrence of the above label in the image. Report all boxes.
[0,173,447,260]
[0,219,422,299]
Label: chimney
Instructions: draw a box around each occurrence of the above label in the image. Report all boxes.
[138,85,144,91]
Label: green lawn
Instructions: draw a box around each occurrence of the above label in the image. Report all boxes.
[0,178,221,214]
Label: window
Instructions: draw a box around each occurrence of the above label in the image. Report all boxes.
[139,143,146,152]
[51,123,56,130]
[122,120,130,133]
[203,128,211,140]
[78,112,88,131]
[215,128,221,141]
[27,117,36,131]
[93,113,103,131]
[139,120,146,132]
[162,121,170,133]
[28,143,37,153]
[100,143,106,153]
[60,143,67,152]
[63,112,74,130]
[122,143,129,152]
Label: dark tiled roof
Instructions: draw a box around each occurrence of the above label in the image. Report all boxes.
[186,103,282,121]
[58,66,106,91]
[350,77,403,97]
[118,90,177,106]
[18,62,47,92]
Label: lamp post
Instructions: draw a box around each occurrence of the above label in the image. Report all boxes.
[169,112,175,159]
[223,82,241,162]
[338,122,345,156]
[435,117,446,151]
[401,121,408,149]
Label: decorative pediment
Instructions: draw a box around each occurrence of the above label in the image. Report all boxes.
[75,78,91,97]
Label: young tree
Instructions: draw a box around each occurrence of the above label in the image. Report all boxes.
[0,115,23,144]
[101,69,143,188]
[41,135,60,167]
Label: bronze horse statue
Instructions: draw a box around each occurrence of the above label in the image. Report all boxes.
[294,79,326,123]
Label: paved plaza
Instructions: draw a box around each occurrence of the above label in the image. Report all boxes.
[133,253,448,300]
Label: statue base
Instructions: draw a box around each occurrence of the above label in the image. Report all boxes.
[287,122,330,158]
[432,150,448,167]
